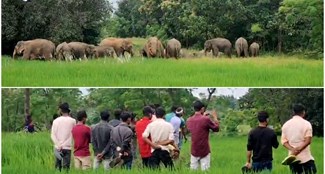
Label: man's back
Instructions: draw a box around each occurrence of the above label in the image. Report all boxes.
[111,123,133,148]
[91,121,113,156]
[143,119,174,151]
[135,117,151,158]
[187,113,219,157]
[248,127,278,162]
[281,116,313,163]
[51,116,76,149]
[72,124,91,156]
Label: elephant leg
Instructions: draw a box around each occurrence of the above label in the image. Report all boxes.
[212,47,219,57]
[236,48,240,57]
[225,48,231,58]
[244,49,248,58]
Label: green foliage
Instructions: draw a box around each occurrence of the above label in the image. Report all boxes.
[239,89,324,136]
[1,0,112,54]
[2,133,324,173]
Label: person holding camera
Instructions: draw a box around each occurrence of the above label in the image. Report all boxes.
[187,100,219,171]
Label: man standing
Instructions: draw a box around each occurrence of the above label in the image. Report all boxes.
[111,112,134,169]
[187,101,219,171]
[91,110,114,170]
[281,104,317,174]
[71,110,91,170]
[143,107,177,169]
[245,111,279,172]
[169,107,183,147]
[165,106,177,122]
[135,106,154,167]
[51,102,76,171]
[109,109,122,127]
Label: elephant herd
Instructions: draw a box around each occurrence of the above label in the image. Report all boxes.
[12,37,260,61]
[204,37,260,58]
[12,38,135,61]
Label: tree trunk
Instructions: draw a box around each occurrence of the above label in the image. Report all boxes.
[205,88,216,109]
[25,88,30,117]
[277,29,282,53]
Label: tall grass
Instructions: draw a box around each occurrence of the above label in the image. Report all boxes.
[2,132,323,174]
[2,56,323,87]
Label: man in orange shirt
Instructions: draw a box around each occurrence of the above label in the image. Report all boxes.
[135,106,154,167]
[281,104,317,174]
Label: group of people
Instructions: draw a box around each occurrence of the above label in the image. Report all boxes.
[244,104,317,174]
[51,101,316,174]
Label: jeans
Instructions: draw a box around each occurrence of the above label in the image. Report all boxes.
[93,157,112,170]
[55,149,71,171]
[290,160,317,174]
[122,160,132,170]
[252,161,272,172]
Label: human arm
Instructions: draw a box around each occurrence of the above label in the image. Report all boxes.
[246,131,253,168]
[245,151,252,168]
[272,132,279,149]
[181,127,187,142]
[208,110,219,132]
[142,125,161,150]
[98,128,113,159]
[294,123,313,153]
[50,121,61,150]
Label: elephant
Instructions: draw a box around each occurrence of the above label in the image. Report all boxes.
[99,38,134,57]
[165,38,181,59]
[13,39,55,60]
[66,42,95,60]
[235,37,248,57]
[93,46,115,58]
[55,42,73,61]
[249,42,260,57]
[142,37,164,58]
[204,38,232,58]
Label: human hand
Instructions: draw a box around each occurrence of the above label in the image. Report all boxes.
[291,147,301,156]
[97,153,103,160]
[152,143,161,150]
[184,137,188,143]
[245,162,252,169]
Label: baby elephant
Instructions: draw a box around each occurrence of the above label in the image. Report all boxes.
[93,46,115,58]
[249,42,260,57]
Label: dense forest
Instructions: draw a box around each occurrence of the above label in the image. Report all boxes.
[2,0,323,57]
[2,88,323,136]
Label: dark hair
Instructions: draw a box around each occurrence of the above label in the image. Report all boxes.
[143,106,154,116]
[257,111,269,122]
[170,106,178,112]
[59,102,70,113]
[293,104,306,115]
[193,100,205,111]
[155,107,166,118]
[100,110,110,121]
[114,109,122,120]
[77,110,87,121]
[120,112,131,122]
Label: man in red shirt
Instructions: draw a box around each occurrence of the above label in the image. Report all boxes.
[72,110,91,170]
[187,101,219,171]
[135,106,154,167]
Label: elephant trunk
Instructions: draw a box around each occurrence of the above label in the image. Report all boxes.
[204,48,208,56]
[13,49,17,59]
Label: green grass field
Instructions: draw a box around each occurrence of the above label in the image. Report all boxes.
[2,132,323,174]
[2,56,323,87]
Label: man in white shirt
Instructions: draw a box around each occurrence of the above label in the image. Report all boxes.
[142,107,178,169]
[51,103,76,171]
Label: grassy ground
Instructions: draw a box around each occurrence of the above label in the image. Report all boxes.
[2,132,323,174]
[2,55,323,87]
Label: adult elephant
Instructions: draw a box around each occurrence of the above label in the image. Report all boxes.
[99,38,134,57]
[55,42,74,61]
[235,37,248,57]
[93,46,115,58]
[142,37,164,58]
[165,38,181,59]
[249,42,260,57]
[67,42,95,60]
[13,39,55,60]
[204,38,232,58]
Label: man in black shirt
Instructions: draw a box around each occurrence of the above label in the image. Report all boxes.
[245,111,279,172]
